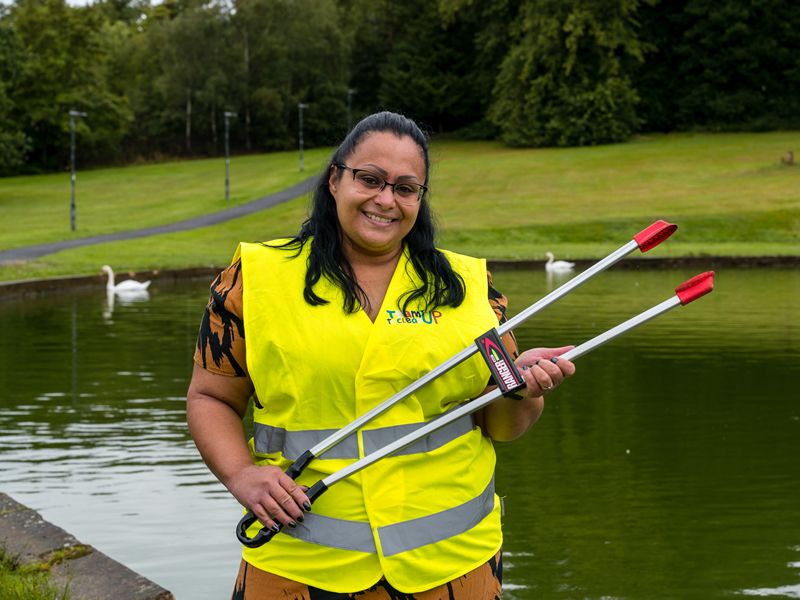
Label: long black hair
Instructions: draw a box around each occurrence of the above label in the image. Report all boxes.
[272,111,466,314]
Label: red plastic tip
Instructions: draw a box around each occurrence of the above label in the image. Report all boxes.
[633,220,678,253]
[675,271,715,305]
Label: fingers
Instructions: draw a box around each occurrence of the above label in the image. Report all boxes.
[262,477,310,529]
[521,361,555,396]
[517,347,576,397]
[532,345,575,360]
[235,467,311,532]
[517,346,573,364]
[556,355,576,378]
[287,479,313,513]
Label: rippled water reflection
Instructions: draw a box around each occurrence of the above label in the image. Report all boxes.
[0,281,241,598]
[1,267,798,599]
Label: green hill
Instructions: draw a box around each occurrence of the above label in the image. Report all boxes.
[1,132,797,282]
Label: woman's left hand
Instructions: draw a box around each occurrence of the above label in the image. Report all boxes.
[477,345,576,441]
[515,346,576,399]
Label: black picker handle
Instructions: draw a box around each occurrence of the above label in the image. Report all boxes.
[235,450,324,548]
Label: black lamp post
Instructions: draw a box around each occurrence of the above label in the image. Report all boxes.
[69,109,87,232]
[224,111,237,201]
[347,88,356,132]
[298,102,308,171]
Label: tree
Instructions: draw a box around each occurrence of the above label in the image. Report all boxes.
[0,84,31,175]
[8,0,132,170]
[675,0,800,129]
[376,1,494,133]
[0,8,30,173]
[629,0,683,131]
[230,0,350,150]
[636,0,800,131]
[488,0,647,147]
[144,2,228,154]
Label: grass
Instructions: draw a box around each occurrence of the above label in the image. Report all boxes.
[431,132,800,259]
[0,549,66,600]
[0,148,331,250]
[0,131,798,282]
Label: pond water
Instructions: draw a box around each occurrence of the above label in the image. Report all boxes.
[0,266,798,599]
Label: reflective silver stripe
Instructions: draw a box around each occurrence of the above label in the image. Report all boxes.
[362,414,474,456]
[282,477,495,555]
[378,477,495,557]
[285,513,376,553]
[252,424,358,459]
[253,414,475,460]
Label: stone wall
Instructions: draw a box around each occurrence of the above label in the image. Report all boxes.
[0,492,174,600]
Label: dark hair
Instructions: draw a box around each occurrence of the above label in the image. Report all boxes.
[272,111,466,314]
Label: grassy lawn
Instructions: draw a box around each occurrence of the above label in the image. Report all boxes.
[0,550,64,600]
[0,131,798,282]
[432,132,799,259]
[0,148,331,250]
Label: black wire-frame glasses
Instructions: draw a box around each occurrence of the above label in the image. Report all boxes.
[335,164,427,203]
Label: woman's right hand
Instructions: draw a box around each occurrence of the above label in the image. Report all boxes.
[227,465,311,531]
[186,366,310,530]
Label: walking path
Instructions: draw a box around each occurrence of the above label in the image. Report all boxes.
[0,176,317,264]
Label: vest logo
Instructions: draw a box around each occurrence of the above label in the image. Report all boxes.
[385,309,442,325]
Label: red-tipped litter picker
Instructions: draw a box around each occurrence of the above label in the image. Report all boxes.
[237,221,711,547]
[290,269,714,512]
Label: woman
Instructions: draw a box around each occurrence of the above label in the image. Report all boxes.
[187,111,575,599]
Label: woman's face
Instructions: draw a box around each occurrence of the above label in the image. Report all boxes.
[328,131,425,260]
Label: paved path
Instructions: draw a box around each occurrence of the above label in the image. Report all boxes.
[0,176,317,264]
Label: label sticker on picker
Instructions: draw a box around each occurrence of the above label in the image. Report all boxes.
[475,328,526,396]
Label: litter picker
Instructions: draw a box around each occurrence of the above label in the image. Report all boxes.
[239,270,715,547]
[236,220,680,546]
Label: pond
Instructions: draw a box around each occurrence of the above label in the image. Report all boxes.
[0,265,798,599]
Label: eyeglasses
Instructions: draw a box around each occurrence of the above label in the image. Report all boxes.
[335,164,427,203]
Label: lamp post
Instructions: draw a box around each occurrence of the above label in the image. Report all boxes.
[69,109,87,232]
[298,102,308,172]
[347,88,356,132]
[224,111,237,202]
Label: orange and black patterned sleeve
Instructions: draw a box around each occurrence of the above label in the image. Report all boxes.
[194,258,248,377]
[488,270,519,360]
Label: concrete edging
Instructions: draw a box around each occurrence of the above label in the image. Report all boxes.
[0,174,796,299]
[1,255,798,302]
[487,255,800,270]
[0,267,220,302]
[0,492,174,600]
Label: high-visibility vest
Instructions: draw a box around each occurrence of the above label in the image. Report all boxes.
[238,240,502,593]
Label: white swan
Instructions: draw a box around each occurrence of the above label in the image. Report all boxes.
[545,252,575,273]
[101,265,151,293]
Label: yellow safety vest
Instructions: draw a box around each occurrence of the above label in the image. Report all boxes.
[238,240,502,593]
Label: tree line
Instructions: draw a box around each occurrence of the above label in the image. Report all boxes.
[1,0,798,175]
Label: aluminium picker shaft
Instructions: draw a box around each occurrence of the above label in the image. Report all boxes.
[301,271,714,502]
[242,270,716,549]
[237,221,677,547]
[267,220,676,478]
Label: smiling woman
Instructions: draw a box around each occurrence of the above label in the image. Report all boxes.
[185,111,575,598]
[327,132,425,292]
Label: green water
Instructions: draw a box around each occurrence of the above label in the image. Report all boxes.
[0,266,798,599]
